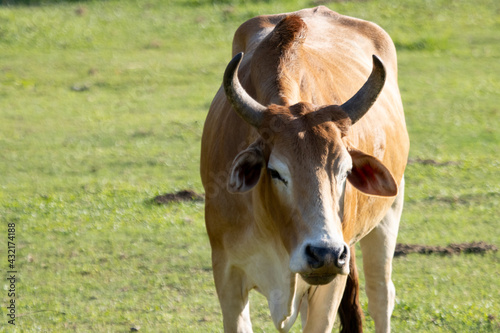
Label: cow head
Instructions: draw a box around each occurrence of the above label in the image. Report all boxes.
[224,53,397,285]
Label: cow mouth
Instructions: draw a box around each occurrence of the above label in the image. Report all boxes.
[300,273,336,285]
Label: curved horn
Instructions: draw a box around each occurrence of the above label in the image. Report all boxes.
[340,55,386,124]
[223,52,266,128]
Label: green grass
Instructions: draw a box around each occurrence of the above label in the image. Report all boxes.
[0,0,499,331]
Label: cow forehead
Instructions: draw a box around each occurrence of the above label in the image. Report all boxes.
[261,103,350,165]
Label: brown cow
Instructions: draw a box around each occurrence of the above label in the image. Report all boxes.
[200,6,409,333]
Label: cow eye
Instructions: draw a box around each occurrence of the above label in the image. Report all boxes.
[269,168,281,180]
[268,168,287,185]
[338,170,351,184]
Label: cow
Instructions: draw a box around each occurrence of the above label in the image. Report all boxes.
[200,6,409,333]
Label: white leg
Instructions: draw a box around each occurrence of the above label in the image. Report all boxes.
[212,256,253,333]
[359,177,405,333]
[299,293,308,330]
[301,275,347,333]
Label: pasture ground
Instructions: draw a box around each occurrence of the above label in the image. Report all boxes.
[0,0,499,331]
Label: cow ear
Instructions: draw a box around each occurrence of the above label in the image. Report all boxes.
[228,144,265,193]
[347,148,398,197]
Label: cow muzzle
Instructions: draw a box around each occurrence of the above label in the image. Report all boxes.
[298,242,350,285]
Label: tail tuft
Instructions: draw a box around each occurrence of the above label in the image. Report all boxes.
[338,245,364,333]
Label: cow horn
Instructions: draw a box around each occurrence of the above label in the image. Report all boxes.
[223,52,266,128]
[340,55,386,124]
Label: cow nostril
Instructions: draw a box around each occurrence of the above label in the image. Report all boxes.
[336,244,349,268]
[305,244,349,271]
[305,245,325,269]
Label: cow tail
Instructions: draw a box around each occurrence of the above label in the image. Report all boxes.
[338,245,364,333]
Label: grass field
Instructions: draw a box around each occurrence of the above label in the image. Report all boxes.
[0,0,499,331]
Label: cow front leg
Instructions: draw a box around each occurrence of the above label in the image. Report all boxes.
[213,257,253,333]
[359,177,405,333]
[301,275,347,333]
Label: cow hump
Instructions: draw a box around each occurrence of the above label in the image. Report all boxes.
[270,15,307,52]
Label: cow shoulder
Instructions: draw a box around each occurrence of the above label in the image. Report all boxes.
[299,6,397,69]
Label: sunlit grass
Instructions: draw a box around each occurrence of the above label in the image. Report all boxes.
[0,0,498,331]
